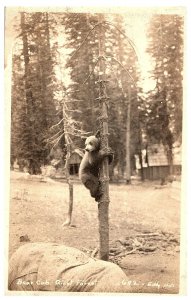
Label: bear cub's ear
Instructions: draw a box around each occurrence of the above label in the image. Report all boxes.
[95,130,101,138]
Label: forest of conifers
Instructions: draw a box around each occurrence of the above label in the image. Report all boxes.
[10,11,183,179]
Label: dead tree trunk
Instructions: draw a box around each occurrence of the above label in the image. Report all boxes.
[62,127,74,227]
[97,14,110,261]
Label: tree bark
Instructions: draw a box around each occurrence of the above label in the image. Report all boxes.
[125,85,131,184]
[97,14,109,261]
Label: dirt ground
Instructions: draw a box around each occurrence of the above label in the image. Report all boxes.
[8,171,181,294]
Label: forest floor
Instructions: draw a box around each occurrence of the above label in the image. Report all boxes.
[8,171,182,294]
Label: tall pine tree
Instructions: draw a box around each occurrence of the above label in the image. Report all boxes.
[11,12,58,174]
[146,14,183,173]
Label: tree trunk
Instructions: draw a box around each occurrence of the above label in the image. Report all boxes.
[138,150,144,181]
[21,12,35,174]
[97,14,109,261]
[21,12,35,117]
[114,16,131,184]
[138,120,144,181]
[86,15,96,133]
[169,151,173,176]
[45,12,51,56]
[62,136,74,227]
[125,86,131,184]
[166,145,174,176]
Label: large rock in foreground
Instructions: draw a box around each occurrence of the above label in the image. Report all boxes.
[8,243,129,293]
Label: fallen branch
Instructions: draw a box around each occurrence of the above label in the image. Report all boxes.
[135,233,160,237]
[115,248,138,257]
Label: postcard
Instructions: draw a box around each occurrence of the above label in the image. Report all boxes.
[4,4,187,296]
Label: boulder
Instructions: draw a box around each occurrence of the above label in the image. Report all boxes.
[8,243,129,293]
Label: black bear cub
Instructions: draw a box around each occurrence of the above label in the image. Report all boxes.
[79,131,113,202]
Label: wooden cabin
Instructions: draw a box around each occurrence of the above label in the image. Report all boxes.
[69,149,84,175]
[135,143,182,180]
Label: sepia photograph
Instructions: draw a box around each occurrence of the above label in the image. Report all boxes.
[4,3,187,295]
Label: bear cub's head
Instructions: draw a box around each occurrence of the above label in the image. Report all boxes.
[85,131,100,153]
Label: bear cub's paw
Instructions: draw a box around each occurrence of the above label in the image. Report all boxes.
[100,147,114,164]
[95,185,103,202]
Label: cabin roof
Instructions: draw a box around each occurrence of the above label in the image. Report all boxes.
[71,148,84,158]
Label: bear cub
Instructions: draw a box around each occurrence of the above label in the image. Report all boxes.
[79,131,113,202]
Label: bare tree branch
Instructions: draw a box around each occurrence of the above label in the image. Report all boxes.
[50,118,64,130]
[106,60,127,98]
[47,129,63,141]
[104,20,139,60]
[50,133,65,150]
[105,55,136,86]
[81,57,100,86]
[69,22,101,61]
